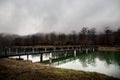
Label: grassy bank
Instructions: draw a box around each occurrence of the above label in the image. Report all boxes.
[98,46,120,51]
[0,58,119,80]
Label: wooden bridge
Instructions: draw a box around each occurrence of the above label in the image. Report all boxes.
[0,45,98,62]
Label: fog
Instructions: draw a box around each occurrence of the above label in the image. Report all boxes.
[0,0,120,35]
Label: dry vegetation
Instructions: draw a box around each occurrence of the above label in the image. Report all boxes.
[98,46,120,51]
[0,58,119,80]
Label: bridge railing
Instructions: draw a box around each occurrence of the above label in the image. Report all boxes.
[0,45,98,57]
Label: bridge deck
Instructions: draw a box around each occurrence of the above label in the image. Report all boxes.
[0,45,98,58]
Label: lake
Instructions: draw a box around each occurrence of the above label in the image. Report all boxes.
[10,51,120,79]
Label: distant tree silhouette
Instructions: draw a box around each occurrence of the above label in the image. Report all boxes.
[104,27,114,45]
[0,26,120,47]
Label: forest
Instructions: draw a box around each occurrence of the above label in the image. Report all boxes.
[0,27,120,47]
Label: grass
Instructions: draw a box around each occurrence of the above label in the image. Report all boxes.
[98,46,120,51]
[0,58,119,80]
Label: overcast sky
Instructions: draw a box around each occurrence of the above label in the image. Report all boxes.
[0,0,120,35]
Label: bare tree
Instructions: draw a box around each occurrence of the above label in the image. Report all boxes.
[0,26,119,46]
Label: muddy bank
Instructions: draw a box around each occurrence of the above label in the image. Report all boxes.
[0,58,119,80]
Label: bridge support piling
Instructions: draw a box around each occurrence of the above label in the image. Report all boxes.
[9,48,11,53]
[67,47,69,50]
[72,47,74,50]
[65,51,67,57]
[79,49,81,52]
[49,52,52,63]
[45,48,47,52]
[32,48,34,53]
[27,54,29,60]
[74,50,76,57]
[86,49,88,53]
[54,48,56,51]
[24,48,26,54]
[61,48,63,51]
[16,48,18,54]
[5,48,7,57]
[93,48,95,52]
[19,55,21,59]
[40,53,43,62]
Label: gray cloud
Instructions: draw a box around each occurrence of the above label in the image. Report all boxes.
[0,0,120,35]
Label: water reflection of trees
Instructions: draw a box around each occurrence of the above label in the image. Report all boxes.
[32,51,120,67]
[78,52,96,67]
[97,51,120,66]
[78,51,120,67]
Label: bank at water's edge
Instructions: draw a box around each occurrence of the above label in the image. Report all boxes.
[98,46,120,51]
[0,58,119,80]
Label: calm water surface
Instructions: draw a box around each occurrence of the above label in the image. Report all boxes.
[10,51,120,78]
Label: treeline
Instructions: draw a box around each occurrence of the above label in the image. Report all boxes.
[0,27,120,47]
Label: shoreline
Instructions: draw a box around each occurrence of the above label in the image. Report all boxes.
[98,46,120,51]
[0,58,119,80]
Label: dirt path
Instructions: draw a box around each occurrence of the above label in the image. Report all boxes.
[0,58,119,80]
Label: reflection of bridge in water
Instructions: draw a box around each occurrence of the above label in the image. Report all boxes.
[0,45,98,62]
[41,54,77,66]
